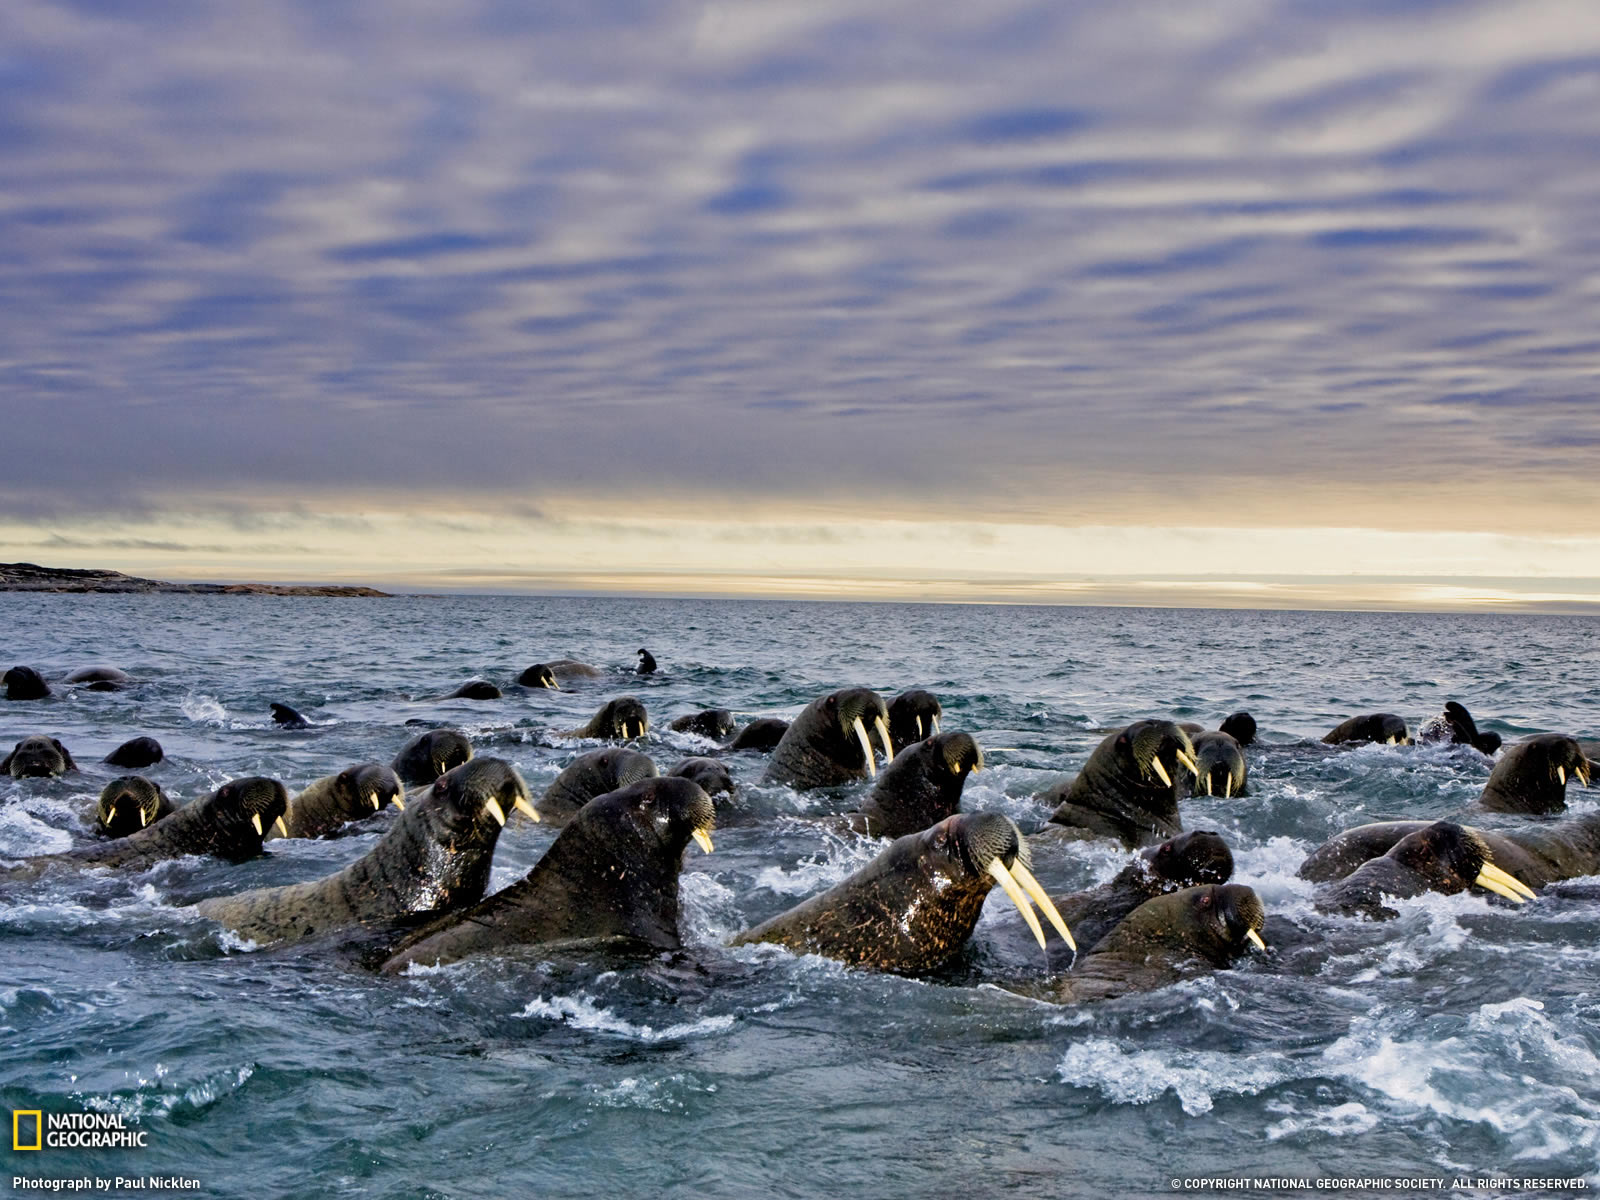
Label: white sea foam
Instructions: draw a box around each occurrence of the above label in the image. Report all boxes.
[80,1064,255,1121]
[517,992,735,1041]
[753,835,878,897]
[1056,1036,1292,1115]
[180,692,227,724]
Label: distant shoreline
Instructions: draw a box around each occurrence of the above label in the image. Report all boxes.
[0,562,389,597]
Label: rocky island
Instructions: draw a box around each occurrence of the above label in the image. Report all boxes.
[0,562,389,597]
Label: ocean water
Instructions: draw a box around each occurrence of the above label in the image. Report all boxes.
[1,594,1597,1199]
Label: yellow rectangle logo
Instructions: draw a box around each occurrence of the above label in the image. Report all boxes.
[12,1110,43,1151]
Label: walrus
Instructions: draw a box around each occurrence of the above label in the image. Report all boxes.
[1311,821,1533,919]
[886,689,942,755]
[668,757,734,800]
[516,664,559,689]
[1323,713,1410,746]
[267,763,406,840]
[544,658,604,682]
[381,775,716,972]
[537,747,658,825]
[669,709,735,739]
[103,736,163,769]
[199,759,535,947]
[1043,830,1235,952]
[728,718,789,753]
[3,666,50,700]
[1047,884,1267,1003]
[1417,701,1502,755]
[1,735,76,778]
[1300,813,1600,890]
[562,696,649,741]
[730,812,1073,974]
[848,732,982,840]
[1188,730,1248,798]
[442,679,502,701]
[65,666,129,691]
[391,729,473,787]
[270,702,310,729]
[5,778,289,877]
[1476,734,1590,814]
[93,776,174,838]
[1219,711,1257,747]
[637,648,656,674]
[763,688,893,790]
[1040,720,1199,849]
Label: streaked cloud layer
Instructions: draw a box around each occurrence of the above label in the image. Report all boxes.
[3,0,1599,598]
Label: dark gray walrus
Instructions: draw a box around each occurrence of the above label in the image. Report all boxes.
[1299,813,1600,891]
[65,666,129,692]
[93,777,175,838]
[1311,821,1533,919]
[668,709,735,740]
[537,748,658,826]
[728,718,789,753]
[268,763,406,840]
[1219,711,1257,747]
[6,778,289,877]
[1040,720,1199,849]
[886,689,942,755]
[1476,734,1591,814]
[199,759,535,947]
[730,812,1074,973]
[1323,713,1410,746]
[391,729,473,787]
[3,666,50,700]
[442,680,502,701]
[1187,730,1248,799]
[848,732,982,840]
[637,649,656,675]
[103,736,164,769]
[270,703,310,729]
[1045,830,1235,953]
[544,658,604,682]
[516,664,559,689]
[382,776,716,972]
[562,696,649,741]
[1044,884,1268,1003]
[668,757,734,801]
[1,735,76,778]
[764,688,893,790]
[1417,701,1502,755]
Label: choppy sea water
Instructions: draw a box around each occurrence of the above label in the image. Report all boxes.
[1,594,1597,1199]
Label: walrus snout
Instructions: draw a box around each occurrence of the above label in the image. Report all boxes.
[433,757,539,829]
[217,777,291,842]
[1126,720,1199,788]
[95,776,171,838]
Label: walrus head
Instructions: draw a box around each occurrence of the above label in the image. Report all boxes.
[637,648,657,674]
[1385,822,1532,902]
[824,687,894,773]
[1323,713,1410,746]
[1,735,76,778]
[920,812,1074,954]
[446,679,502,701]
[1189,731,1247,799]
[3,666,50,701]
[1479,734,1591,814]
[103,736,164,769]
[668,709,735,739]
[852,732,984,839]
[418,757,538,842]
[1120,720,1199,792]
[95,777,168,838]
[1142,830,1234,890]
[887,689,943,754]
[392,728,474,787]
[1096,883,1268,969]
[579,696,650,741]
[338,762,407,815]
[669,756,735,800]
[517,663,560,690]
[201,777,292,861]
[1219,711,1256,747]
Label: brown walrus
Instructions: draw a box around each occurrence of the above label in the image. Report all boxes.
[1322,713,1410,746]
[268,763,406,840]
[763,687,892,790]
[847,732,982,840]
[1311,821,1534,919]
[561,696,649,741]
[93,776,175,838]
[391,729,473,787]
[537,747,658,826]
[1476,734,1591,814]
[1039,720,1199,848]
[199,759,535,947]
[1,735,76,778]
[886,689,942,755]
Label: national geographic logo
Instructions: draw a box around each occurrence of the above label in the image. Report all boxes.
[11,1111,147,1150]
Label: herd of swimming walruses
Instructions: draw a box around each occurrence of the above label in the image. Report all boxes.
[3,653,1596,1002]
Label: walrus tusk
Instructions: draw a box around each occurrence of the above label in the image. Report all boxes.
[273,815,289,838]
[250,813,263,836]
[1557,766,1566,786]
[1148,757,1173,788]
[1202,774,1212,797]
[391,794,406,812]
[1476,861,1535,901]
[692,828,714,854]
[550,679,560,690]
[932,713,941,734]
[1009,861,1076,951]
[1245,928,1267,951]
[1579,761,1593,787]
[875,715,893,762]
[1223,774,1232,799]
[915,715,923,739]
[485,798,507,827]
[987,859,1046,950]
[852,717,877,778]
[367,790,381,811]
[139,807,149,828]
[514,797,540,822]
[1175,749,1199,777]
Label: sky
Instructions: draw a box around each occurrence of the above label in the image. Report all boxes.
[3,0,1599,608]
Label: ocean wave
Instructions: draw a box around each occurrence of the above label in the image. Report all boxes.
[516,992,735,1042]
